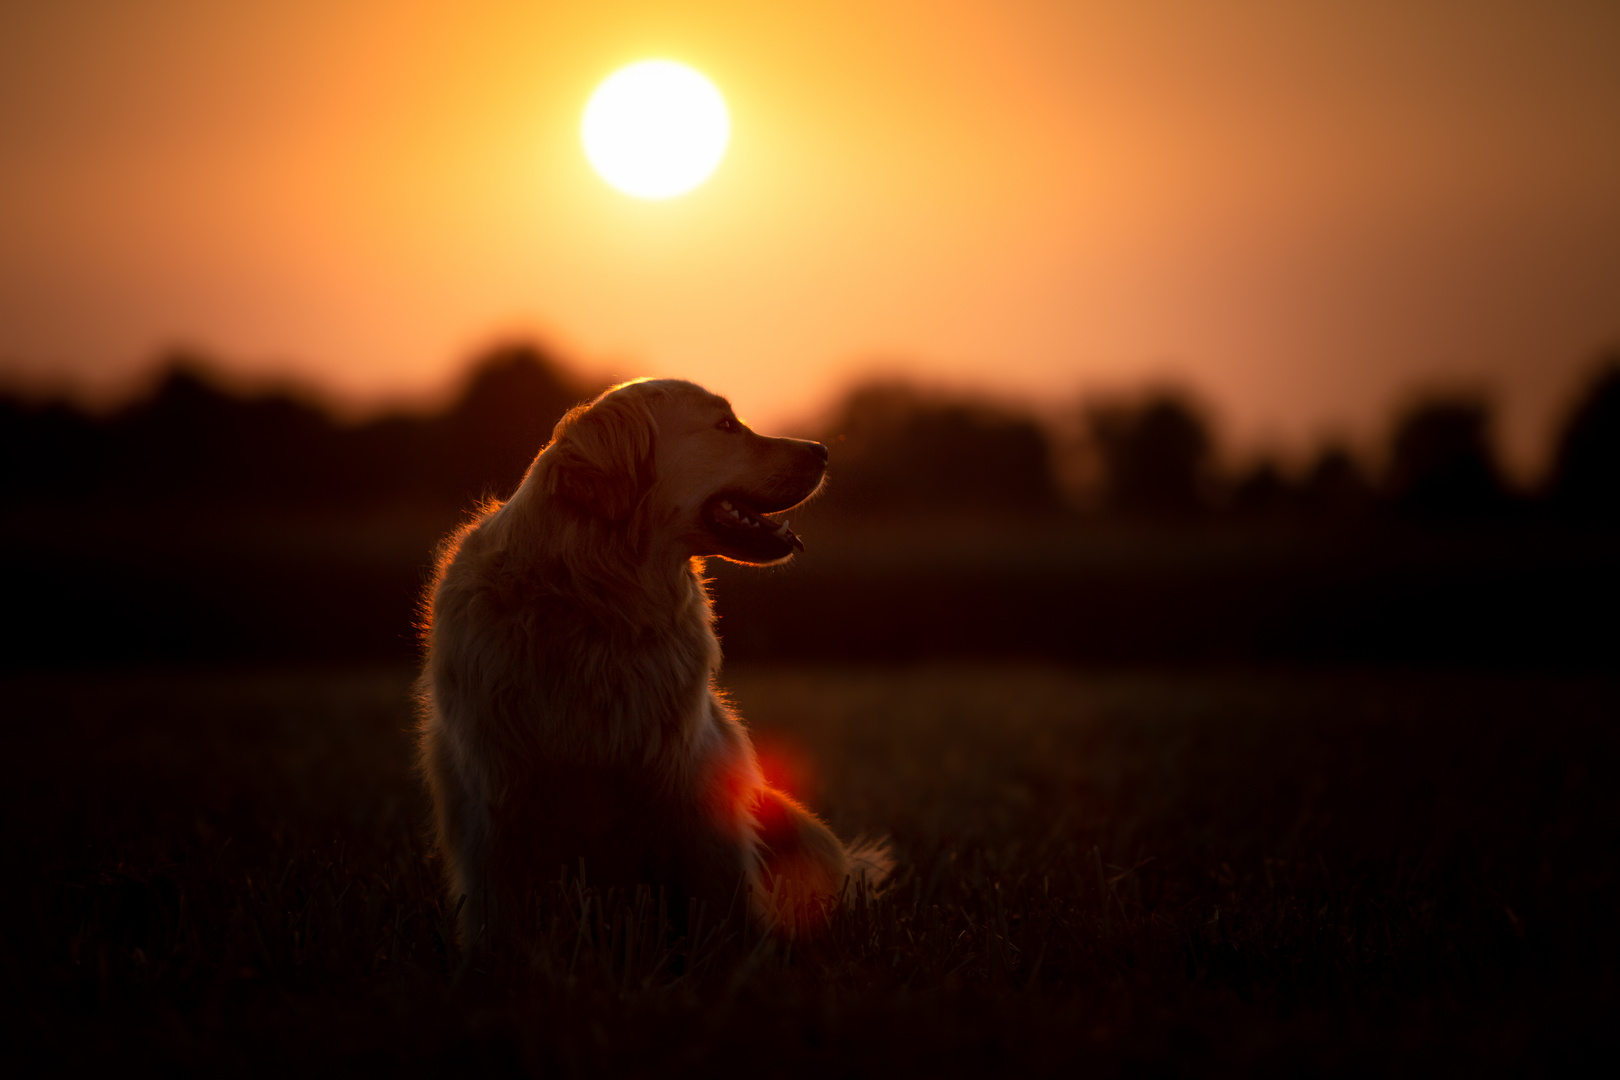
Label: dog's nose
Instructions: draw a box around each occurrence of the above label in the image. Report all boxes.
[810,441,829,463]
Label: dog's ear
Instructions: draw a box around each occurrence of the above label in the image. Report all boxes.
[541,391,657,520]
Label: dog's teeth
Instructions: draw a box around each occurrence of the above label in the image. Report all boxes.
[720,500,733,511]
[774,519,791,537]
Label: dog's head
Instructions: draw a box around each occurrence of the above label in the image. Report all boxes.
[538,379,827,565]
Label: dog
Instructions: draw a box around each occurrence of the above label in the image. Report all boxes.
[417,378,889,947]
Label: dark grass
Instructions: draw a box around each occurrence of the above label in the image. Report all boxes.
[4,665,1617,1076]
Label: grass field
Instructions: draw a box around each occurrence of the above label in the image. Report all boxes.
[5,664,1616,1076]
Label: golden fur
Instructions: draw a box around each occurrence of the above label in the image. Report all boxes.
[417,378,889,947]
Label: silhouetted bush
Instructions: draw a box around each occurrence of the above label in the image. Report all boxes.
[1547,355,1620,523]
[1383,397,1512,522]
[1083,391,1215,516]
[818,382,1062,515]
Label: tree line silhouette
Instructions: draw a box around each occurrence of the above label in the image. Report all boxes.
[2,343,1615,669]
[1,345,588,511]
[821,365,1618,525]
[4,342,1617,525]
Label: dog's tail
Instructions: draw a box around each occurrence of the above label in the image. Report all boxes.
[843,836,894,895]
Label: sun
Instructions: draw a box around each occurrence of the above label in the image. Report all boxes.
[582,61,730,200]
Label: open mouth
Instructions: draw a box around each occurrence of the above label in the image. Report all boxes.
[705,494,804,557]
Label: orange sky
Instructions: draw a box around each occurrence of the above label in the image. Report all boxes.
[3,0,1618,475]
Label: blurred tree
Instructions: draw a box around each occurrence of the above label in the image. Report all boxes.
[103,359,349,504]
[0,396,105,498]
[1084,391,1215,516]
[1296,445,1375,522]
[818,382,1061,515]
[446,346,590,471]
[1383,396,1511,521]
[1224,459,1289,521]
[1,343,599,511]
[1547,355,1620,523]
[1228,458,1293,518]
[112,364,241,495]
[399,343,598,506]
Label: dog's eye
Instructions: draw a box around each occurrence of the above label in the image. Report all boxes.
[716,417,737,433]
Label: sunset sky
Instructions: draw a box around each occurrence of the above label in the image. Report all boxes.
[3,0,1617,474]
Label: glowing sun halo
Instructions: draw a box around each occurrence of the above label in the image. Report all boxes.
[582,61,730,200]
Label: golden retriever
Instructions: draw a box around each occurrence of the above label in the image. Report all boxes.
[417,378,889,947]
